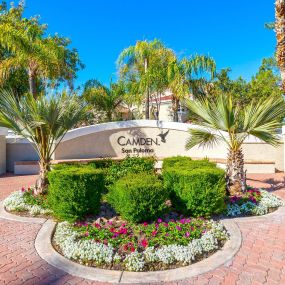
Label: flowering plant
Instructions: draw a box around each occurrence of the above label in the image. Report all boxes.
[53,219,228,271]
[227,187,262,206]
[3,188,51,216]
[72,217,210,255]
[226,188,283,217]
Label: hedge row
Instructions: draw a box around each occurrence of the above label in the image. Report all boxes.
[47,156,226,222]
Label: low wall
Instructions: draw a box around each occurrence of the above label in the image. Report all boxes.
[0,128,8,174]
[4,121,285,174]
[54,120,284,173]
[6,138,39,172]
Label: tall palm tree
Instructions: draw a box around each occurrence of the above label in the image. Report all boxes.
[0,2,82,97]
[186,93,285,195]
[117,39,165,119]
[275,0,285,91]
[83,80,124,122]
[168,55,216,122]
[0,90,86,193]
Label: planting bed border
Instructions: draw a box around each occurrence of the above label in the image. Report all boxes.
[34,219,241,283]
[1,200,285,283]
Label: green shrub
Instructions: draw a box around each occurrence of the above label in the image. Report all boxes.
[162,156,193,169]
[163,159,226,217]
[163,156,216,171]
[105,156,155,185]
[107,173,168,223]
[87,159,113,169]
[47,167,105,222]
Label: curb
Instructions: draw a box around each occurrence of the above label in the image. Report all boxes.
[35,219,241,283]
[0,201,46,224]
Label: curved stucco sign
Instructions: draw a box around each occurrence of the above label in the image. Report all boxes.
[55,120,194,159]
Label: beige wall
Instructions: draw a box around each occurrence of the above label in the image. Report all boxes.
[4,121,284,174]
[0,136,6,174]
[55,123,284,173]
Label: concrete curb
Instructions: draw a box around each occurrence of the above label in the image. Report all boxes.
[35,219,241,283]
[0,201,46,224]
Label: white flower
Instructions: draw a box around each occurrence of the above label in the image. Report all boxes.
[53,220,228,271]
[226,190,283,217]
[3,191,52,216]
[124,251,145,271]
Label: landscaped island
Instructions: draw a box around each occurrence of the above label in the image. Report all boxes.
[3,156,283,272]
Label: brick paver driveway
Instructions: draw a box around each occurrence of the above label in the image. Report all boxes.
[0,173,285,285]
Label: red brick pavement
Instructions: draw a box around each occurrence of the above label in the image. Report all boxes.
[0,173,284,285]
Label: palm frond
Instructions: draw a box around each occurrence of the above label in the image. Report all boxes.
[186,128,222,149]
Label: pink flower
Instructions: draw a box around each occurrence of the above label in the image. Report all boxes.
[151,230,157,236]
[141,239,148,248]
[21,187,25,192]
[176,226,182,231]
[185,232,190,238]
[143,222,148,226]
[157,218,163,223]
[94,223,100,229]
[165,233,169,237]
[108,221,113,225]
[163,222,168,227]
[85,232,89,237]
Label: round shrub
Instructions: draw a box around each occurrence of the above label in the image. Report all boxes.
[105,156,155,185]
[47,167,105,222]
[107,173,168,223]
[163,161,226,217]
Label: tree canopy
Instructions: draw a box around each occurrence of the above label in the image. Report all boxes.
[0,1,84,97]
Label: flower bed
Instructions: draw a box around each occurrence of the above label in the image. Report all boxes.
[52,218,228,271]
[3,188,52,217]
[226,188,283,217]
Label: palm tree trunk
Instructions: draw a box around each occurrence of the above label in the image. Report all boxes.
[35,159,50,194]
[28,70,37,98]
[275,0,285,91]
[144,58,150,119]
[226,148,246,195]
[145,89,150,119]
[172,97,179,122]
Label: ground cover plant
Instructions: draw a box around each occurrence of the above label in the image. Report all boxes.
[53,217,228,271]
[226,187,284,216]
[3,186,52,216]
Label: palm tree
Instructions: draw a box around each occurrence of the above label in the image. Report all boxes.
[275,0,285,91]
[0,90,86,193]
[83,80,124,122]
[117,39,165,119]
[186,93,285,195]
[0,2,82,97]
[168,55,216,122]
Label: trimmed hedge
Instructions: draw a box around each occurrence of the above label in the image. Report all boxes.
[163,156,216,171]
[47,167,105,222]
[105,156,156,185]
[107,173,168,223]
[163,157,226,217]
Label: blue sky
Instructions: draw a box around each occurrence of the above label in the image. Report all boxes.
[25,0,276,87]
